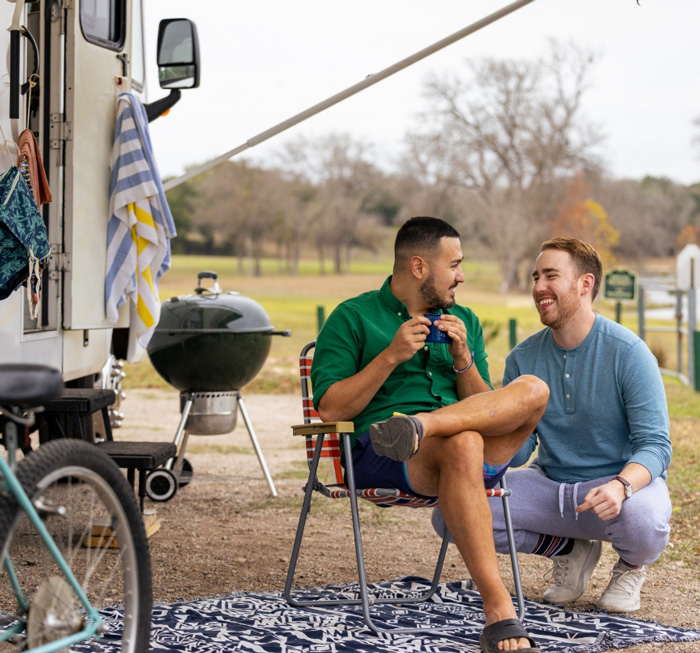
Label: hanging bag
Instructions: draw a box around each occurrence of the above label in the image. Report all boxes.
[0,165,50,305]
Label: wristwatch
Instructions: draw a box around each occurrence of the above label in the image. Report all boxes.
[613,475,632,499]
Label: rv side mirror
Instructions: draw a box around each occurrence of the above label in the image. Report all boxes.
[157,18,200,89]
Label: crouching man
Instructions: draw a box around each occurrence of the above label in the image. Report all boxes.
[433,237,672,613]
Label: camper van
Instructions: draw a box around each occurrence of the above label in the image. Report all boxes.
[0,0,198,404]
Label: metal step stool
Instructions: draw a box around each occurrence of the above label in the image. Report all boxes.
[39,388,176,511]
[96,440,177,511]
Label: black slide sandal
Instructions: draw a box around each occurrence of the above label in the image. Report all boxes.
[480,618,540,653]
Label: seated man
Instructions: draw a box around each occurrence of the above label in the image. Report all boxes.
[433,237,672,613]
[312,216,550,653]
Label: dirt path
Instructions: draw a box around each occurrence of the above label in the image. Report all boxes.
[117,389,700,652]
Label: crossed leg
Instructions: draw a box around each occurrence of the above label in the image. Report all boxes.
[405,375,548,652]
[417,375,547,463]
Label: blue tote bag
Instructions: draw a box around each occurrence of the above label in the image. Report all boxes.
[0,166,50,301]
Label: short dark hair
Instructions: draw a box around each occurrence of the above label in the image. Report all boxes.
[394,217,460,267]
[540,237,603,299]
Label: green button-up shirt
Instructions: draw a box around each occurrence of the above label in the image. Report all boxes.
[311,276,492,451]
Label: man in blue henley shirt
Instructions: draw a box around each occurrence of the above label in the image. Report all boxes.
[433,237,672,613]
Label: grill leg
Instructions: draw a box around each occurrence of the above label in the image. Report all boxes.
[170,431,191,476]
[166,394,194,471]
[236,392,277,497]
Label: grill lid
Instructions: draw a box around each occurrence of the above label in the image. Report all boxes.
[147,271,290,392]
[155,271,274,334]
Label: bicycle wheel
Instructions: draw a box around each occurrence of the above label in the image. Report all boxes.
[0,439,151,652]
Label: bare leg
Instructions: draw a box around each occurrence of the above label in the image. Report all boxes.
[402,376,547,650]
[408,432,534,651]
[420,375,547,439]
[368,375,547,464]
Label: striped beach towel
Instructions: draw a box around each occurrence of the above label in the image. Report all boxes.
[105,92,176,360]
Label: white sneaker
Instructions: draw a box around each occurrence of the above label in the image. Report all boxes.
[597,560,646,613]
[543,539,602,604]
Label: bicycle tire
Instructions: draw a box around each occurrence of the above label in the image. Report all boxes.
[0,439,152,652]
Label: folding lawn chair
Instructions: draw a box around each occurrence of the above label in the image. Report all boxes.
[284,341,525,634]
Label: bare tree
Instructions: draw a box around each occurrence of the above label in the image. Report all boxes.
[188,163,242,256]
[188,161,289,274]
[406,40,603,290]
[240,166,288,276]
[279,133,384,273]
[275,180,317,275]
[596,175,695,260]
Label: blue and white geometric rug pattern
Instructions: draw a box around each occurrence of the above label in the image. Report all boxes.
[102,577,700,652]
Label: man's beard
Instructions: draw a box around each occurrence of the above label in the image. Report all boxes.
[420,273,455,310]
[537,281,579,329]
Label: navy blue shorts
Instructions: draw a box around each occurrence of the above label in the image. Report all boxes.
[350,431,509,496]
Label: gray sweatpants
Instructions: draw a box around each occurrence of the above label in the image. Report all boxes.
[431,461,672,566]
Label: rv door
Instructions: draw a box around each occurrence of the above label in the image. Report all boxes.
[60,0,134,333]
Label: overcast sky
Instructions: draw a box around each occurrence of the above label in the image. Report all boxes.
[143,0,700,186]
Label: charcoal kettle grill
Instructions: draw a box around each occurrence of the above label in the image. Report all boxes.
[145,271,290,500]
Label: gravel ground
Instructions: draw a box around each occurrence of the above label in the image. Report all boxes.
[115,388,700,652]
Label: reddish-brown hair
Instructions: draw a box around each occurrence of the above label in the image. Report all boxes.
[541,237,603,299]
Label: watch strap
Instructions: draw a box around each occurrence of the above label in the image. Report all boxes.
[613,475,632,498]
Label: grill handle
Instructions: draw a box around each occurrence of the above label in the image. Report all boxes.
[268,330,292,337]
[195,270,221,295]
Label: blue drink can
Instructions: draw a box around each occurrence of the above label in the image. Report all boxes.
[424,313,450,343]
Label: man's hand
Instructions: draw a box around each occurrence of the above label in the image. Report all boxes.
[434,314,469,364]
[386,316,431,364]
[318,317,429,422]
[576,480,626,521]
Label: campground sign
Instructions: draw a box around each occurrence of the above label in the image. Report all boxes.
[604,267,636,301]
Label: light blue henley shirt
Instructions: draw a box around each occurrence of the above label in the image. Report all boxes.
[505,314,671,483]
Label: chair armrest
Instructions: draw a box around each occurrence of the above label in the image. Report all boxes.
[291,421,354,436]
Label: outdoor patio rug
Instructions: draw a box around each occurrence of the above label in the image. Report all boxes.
[110,576,700,651]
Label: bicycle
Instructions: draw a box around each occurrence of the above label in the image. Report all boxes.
[0,363,152,651]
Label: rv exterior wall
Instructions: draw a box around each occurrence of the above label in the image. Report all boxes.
[0,0,139,382]
[0,294,63,370]
[63,0,133,331]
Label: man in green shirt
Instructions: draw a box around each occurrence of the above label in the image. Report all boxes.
[312,216,549,653]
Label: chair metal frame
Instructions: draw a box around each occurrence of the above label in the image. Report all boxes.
[284,341,524,634]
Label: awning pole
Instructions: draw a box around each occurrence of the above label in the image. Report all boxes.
[163,0,536,191]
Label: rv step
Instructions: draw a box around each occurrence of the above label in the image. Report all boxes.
[97,440,176,470]
[97,440,177,513]
[39,388,177,512]
[40,388,116,443]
